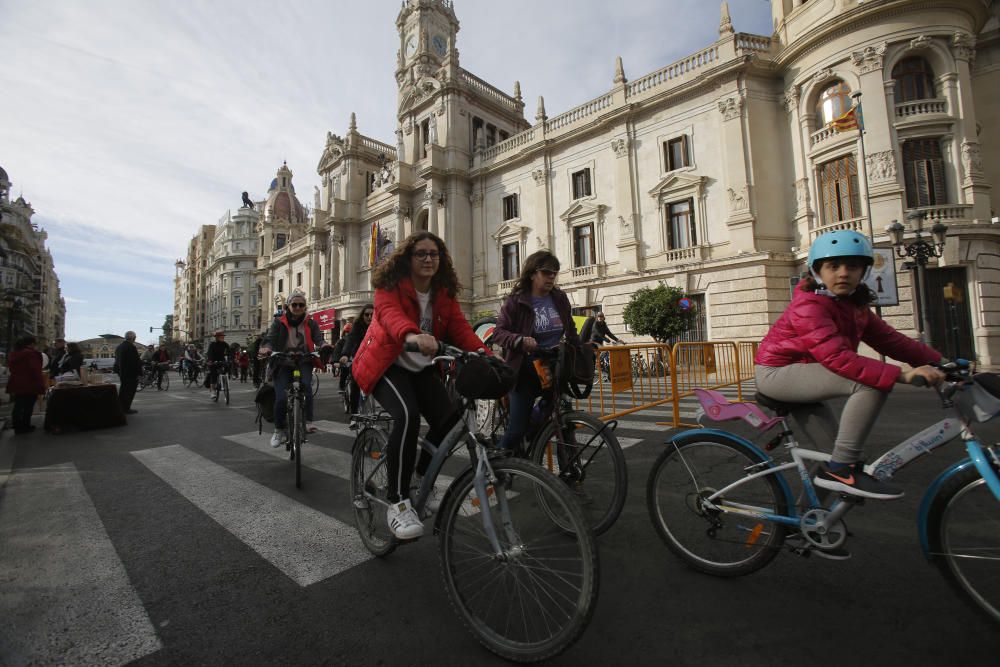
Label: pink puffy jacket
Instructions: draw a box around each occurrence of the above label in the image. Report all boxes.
[755,285,940,392]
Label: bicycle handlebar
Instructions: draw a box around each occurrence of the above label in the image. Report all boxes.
[912,359,972,387]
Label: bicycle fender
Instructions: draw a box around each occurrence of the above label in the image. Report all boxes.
[916,457,976,559]
[668,428,796,509]
[967,442,1000,501]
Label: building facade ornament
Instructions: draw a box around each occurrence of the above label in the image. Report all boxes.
[618,215,633,237]
[909,35,933,51]
[717,95,743,121]
[795,178,810,211]
[611,137,630,158]
[952,32,975,62]
[531,168,548,185]
[811,67,836,86]
[727,185,750,212]
[962,140,983,175]
[850,42,887,74]
[866,150,897,184]
[784,86,800,113]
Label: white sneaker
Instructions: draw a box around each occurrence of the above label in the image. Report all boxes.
[386,499,424,539]
[270,429,287,448]
[412,474,442,514]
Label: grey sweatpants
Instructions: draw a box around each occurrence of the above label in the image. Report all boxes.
[755,364,889,465]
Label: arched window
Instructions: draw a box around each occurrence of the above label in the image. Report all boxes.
[892,57,936,103]
[815,80,852,127]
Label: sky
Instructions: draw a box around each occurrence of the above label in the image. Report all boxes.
[0,0,772,347]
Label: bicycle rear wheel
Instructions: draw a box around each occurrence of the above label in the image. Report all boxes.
[927,463,1000,625]
[312,370,320,397]
[532,411,627,536]
[223,375,230,405]
[350,427,397,557]
[293,396,303,488]
[647,434,787,576]
[439,458,599,662]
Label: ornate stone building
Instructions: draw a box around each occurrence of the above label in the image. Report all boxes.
[0,164,66,351]
[176,0,1000,362]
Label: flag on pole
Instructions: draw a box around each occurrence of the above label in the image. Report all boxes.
[830,106,859,132]
[368,222,379,266]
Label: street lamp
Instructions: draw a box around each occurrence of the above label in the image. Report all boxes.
[886,210,947,345]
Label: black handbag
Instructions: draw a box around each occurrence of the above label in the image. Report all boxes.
[558,340,596,399]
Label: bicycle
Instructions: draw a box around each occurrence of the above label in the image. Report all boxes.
[479,346,628,536]
[350,342,599,661]
[136,362,170,392]
[312,367,320,397]
[182,360,202,388]
[340,361,381,426]
[267,350,319,489]
[208,361,230,404]
[646,360,1000,625]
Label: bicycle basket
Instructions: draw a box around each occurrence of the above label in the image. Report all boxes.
[956,373,1000,423]
[454,354,515,400]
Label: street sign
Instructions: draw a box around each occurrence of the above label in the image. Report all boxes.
[865,248,899,307]
[312,307,337,330]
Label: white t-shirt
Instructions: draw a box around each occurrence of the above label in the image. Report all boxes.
[394,289,434,372]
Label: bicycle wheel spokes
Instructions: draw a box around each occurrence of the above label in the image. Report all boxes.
[936,472,1000,623]
[351,428,396,557]
[647,437,786,577]
[440,459,598,662]
[534,413,627,536]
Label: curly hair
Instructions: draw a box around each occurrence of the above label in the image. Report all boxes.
[799,273,875,306]
[510,250,561,296]
[372,231,462,297]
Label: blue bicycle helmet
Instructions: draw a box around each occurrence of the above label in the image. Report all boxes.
[807,230,875,287]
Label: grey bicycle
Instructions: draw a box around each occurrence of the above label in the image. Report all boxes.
[350,343,599,662]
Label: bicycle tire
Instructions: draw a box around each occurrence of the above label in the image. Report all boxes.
[647,434,787,576]
[532,411,627,536]
[136,376,146,392]
[312,370,320,397]
[223,375,230,405]
[293,396,303,488]
[161,373,169,391]
[926,462,1000,625]
[439,458,599,662]
[351,427,397,557]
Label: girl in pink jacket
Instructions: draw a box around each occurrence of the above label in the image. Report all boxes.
[755,230,944,500]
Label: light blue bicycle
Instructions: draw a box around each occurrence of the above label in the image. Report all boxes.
[646,361,1000,624]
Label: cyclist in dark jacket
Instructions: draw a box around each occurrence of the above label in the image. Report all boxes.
[205,330,230,390]
[338,303,373,415]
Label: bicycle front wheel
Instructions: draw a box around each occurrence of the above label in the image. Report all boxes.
[293,396,303,488]
[647,434,787,577]
[312,370,320,397]
[927,463,1000,625]
[223,376,230,405]
[350,427,397,557]
[532,411,627,536]
[439,458,599,662]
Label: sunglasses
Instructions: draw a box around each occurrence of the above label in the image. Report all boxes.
[288,303,306,309]
[413,250,441,260]
[363,312,373,318]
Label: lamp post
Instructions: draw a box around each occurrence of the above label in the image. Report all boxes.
[886,211,948,345]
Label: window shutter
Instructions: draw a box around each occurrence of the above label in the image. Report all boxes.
[681,135,690,167]
[665,205,675,250]
[588,223,596,264]
[687,198,697,245]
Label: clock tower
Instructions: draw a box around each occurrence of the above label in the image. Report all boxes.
[395,0,459,95]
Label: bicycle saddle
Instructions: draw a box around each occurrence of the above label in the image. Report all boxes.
[754,391,823,416]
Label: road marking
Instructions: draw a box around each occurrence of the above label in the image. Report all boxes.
[0,463,162,664]
[131,445,372,587]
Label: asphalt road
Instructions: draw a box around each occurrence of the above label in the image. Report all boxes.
[1,375,997,665]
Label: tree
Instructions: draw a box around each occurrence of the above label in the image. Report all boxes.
[622,283,697,344]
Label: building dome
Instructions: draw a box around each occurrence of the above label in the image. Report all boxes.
[264,162,306,224]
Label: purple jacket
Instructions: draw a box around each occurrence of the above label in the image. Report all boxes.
[492,288,580,377]
[755,284,941,392]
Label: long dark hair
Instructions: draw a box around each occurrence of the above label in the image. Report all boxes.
[799,273,876,306]
[511,250,560,296]
[372,231,461,297]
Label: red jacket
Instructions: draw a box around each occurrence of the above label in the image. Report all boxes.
[755,284,940,392]
[352,277,487,393]
[6,348,46,396]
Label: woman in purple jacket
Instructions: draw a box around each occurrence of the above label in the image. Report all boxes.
[492,250,582,451]
[755,230,945,500]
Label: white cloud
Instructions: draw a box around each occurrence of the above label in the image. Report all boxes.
[63,297,88,304]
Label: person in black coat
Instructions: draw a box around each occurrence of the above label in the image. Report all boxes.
[114,331,142,413]
[55,342,84,378]
[338,304,372,414]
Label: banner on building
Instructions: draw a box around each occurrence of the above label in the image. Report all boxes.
[312,307,338,330]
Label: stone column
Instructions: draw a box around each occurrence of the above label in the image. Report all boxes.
[951,32,992,224]
[611,134,639,271]
[717,93,756,252]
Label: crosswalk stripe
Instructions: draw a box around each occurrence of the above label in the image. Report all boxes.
[131,445,372,587]
[0,462,162,664]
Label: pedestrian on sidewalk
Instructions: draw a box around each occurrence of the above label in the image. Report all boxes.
[114,331,142,414]
[6,335,45,434]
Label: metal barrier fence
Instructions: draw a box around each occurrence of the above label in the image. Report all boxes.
[580,340,758,427]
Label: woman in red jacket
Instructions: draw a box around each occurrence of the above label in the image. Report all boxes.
[755,230,944,500]
[352,231,486,540]
[6,335,46,435]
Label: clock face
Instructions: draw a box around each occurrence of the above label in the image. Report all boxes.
[432,34,447,57]
[404,34,417,58]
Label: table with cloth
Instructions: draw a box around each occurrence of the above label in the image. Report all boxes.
[44,383,127,433]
